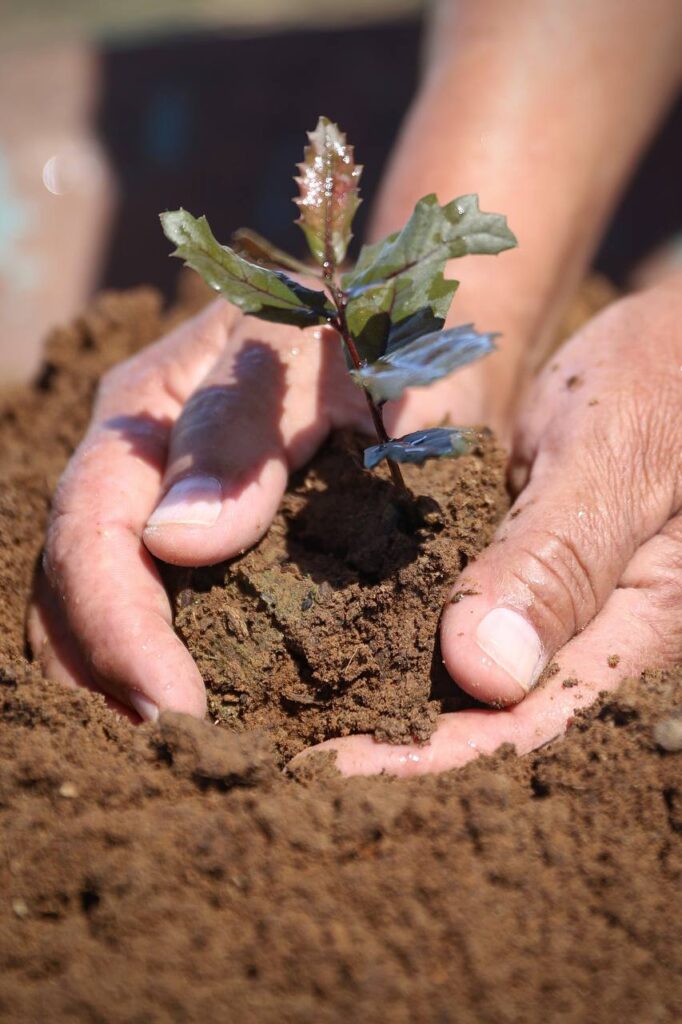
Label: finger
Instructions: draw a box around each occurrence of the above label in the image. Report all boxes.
[440,312,680,707]
[40,301,235,718]
[28,577,138,721]
[143,322,368,566]
[293,513,682,777]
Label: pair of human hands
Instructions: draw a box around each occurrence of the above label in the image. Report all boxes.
[29,272,682,775]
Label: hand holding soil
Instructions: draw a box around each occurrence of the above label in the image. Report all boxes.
[27,0,682,776]
[27,290,506,728]
[304,275,682,773]
[29,270,682,772]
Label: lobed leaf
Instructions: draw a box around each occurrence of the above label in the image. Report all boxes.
[161,209,333,328]
[351,324,497,403]
[342,194,516,360]
[294,116,362,268]
[364,427,481,469]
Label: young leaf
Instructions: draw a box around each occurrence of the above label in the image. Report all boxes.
[294,116,362,268]
[161,209,333,328]
[343,275,457,364]
[351,324,497,404]
[364,427,481,469]
[342,194,516,357]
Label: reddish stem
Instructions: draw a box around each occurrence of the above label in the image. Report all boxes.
[326,279,408,496]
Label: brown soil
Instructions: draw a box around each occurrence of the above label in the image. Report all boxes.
[0,287,680,1023]
[167,431,507,761]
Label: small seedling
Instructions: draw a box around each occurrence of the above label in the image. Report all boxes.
[161,117,516,493]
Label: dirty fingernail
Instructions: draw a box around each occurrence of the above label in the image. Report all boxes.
[476,607,542,692]
[129,692,159,723]
[146,475,222,528]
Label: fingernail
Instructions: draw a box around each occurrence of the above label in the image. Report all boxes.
[476,608,542,692]
[129,692,159,722]
[146,475,222,528]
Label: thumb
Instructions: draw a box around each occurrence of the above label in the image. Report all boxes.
[143,319,367,567]
[440,446,667,707]
[441,287,682,707]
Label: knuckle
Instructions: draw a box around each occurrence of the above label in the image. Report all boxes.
[97,351,172,410]
[644,530,682,613]
[620,519,682,662]
[175,386,242,445]
[42,508,76,589]
[507,528,600,640]
[97,357,135,397]
[609,386,680,510]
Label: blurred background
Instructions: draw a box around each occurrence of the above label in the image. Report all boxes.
[1,0,681,381]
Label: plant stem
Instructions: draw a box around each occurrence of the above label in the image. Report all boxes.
[325,273,409,496]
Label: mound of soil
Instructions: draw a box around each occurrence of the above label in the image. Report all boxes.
[0,287,680,1023]
[167,431,507,761]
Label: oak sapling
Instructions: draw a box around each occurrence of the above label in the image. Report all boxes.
[160,116,516,495]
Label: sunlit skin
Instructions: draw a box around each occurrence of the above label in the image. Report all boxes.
[29,0,682,774]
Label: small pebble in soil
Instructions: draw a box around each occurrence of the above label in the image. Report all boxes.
[12,899,29,919]
[58,782,78,798]
[652,709,682,752]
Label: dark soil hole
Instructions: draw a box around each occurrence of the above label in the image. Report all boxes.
[80,888,101,915]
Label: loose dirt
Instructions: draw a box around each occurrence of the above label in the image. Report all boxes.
[0,287,680,1023]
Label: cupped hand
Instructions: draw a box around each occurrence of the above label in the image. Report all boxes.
[298,275,682,775]
[28,294,507,721]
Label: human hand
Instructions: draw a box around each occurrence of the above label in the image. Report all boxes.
[28,294,512,721]
[297,275,682,775]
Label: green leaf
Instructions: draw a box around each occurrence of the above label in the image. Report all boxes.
[364,427,481,469]
[351,324,497,404]
[161,209,333,328]
[344,274,457,364]
[294,116,362,268]
[342,194,516,359]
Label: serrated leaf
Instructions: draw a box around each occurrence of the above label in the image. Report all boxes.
[348,194,516,286]
[161,209,333,328]
[342,194,516,359]
[364,427,481,470]
[294,116,362,268]
[351,324,497,404]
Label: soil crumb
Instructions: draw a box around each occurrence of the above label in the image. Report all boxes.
[0,286,680,1023]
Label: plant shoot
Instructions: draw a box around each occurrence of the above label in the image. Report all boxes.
[161,117,516,491]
